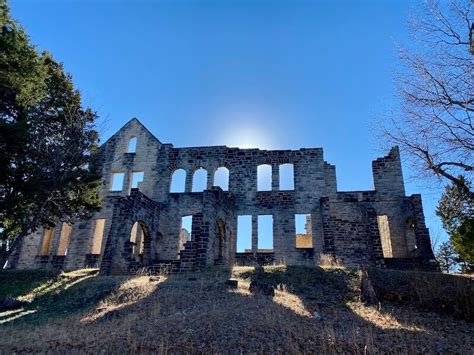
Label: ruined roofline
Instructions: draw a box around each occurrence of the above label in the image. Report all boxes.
[98,117,163,148]
[98,118,401,171]
[372,146,401,163]
[100,117,326,153]
[170,145,325,154]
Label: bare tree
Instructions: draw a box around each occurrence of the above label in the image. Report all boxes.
[430,226,444,252]
[381,0,473,197]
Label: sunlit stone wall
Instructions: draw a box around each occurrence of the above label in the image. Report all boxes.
[9,118,437,272]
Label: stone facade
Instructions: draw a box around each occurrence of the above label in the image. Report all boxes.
[8,118,438,273]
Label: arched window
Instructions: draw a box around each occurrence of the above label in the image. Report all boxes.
[130,221,145,262]
[279,163,294,190]
[170,169,186,193]
[213,167,229,191]
[257,164,272,191]
[127,137,137,153]
[192,168,207,192]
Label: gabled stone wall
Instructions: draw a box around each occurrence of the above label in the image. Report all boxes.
[8,118,439,272]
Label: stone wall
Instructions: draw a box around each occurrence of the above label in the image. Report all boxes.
[8,118,439,272]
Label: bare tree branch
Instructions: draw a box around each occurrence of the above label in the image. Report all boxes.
[379,0,473,195]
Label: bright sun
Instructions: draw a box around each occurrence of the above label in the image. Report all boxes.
[224,125,272,149]
[212,104,278,149]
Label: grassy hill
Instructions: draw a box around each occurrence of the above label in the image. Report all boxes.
[0,266,472,353]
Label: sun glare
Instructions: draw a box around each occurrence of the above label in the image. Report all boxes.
[211,104,277,149]
[223,125,273,149]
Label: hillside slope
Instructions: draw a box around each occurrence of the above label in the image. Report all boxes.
[0,266,472,353]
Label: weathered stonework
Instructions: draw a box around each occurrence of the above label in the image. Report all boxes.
[8,118,439,273]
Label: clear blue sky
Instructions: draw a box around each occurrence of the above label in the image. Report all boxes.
[10,0,447,249]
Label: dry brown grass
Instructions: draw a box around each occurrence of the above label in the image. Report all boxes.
[0,266,472,353]
[368,267,474,321]
[317,253,344,268]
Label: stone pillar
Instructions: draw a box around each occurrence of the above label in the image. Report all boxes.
[207,168,215,190]
[312,208,325,254]
[123,170,132,195]
[320,197,335,255]
[272,164,280,191]
[49,225,62,258]
[185,170,193,192]
[272,164,279,191]
[252,215,258,254]
[273,211,293,265]
[372,146,405,198]
[410,194,437,264]
[366,207,385,268]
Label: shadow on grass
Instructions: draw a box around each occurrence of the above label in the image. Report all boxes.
[0,265,472,353]
[0,269,125,325]
[0,270,60,299]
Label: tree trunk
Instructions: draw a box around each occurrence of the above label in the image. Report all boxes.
[359,268,379,306]
[0,204,46,269]
[0,244,8,269]
[0,229,28,269]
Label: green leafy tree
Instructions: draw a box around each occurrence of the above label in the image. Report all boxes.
[435,241,459,273]
[437,176,474,266]
[0,1,101,266]
[452,219,474,272]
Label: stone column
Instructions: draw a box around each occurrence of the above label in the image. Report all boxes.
[320,197,335,255]
[252,215,258,254]
[272,164,279,191]
[207,168,215,190]
[185,170,193,192]
[49,225,63,257]
[410,195,436,263]
[123,170,132,195]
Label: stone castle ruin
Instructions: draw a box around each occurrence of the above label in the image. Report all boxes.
[8,118,438,273]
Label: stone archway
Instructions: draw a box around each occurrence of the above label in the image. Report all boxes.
[99,190,162,275]
[129,221,151,264]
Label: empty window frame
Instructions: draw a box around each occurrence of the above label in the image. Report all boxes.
[130,222,145,261]
[57,222,72,256]
[192,168,207,192]
[237,215,252,252]
[179,216,193,251]
[279,163,294,190]
[213,167,229,191]
[110,172,125,191]
[295,214,312,248]
[91,219,106,255]
[170,169,186,193]
[377,215,392,258]
[127,137,137,153]
[257,164,272,191]
[258,215,273,251]
[131,171,144,189]
[39,226,55,256]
